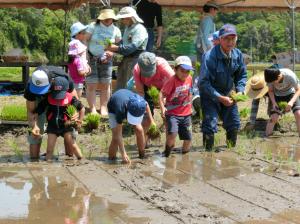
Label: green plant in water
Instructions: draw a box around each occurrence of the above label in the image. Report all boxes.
[278,101,288,111]
[235,145,246,156]
[7,139,22,159]
[147,86,160,105]
[264,148,273,161]
[85,113,100,130]
[147,124,161,140]
[0,105,27,121]
[239,108,250,118]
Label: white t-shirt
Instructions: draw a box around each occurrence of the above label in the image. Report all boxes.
[269,68,299,96]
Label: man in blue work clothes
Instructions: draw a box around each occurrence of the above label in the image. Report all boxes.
[199,24,247,151]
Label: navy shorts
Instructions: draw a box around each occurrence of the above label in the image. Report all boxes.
[166,115,192,140]
[271,93,300,115]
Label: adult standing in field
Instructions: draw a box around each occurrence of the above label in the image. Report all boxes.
[24,66,77,159]
[86,8,122,116]
[199,24,247,151]
[195,0,219,62]
[133,52,174,132]
[107,89,155,163]
[133,0,163,52]
[106,6,148,90]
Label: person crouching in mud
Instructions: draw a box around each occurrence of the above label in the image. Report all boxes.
[107,89,155,163]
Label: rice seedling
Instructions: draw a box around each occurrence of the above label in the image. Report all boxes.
[7,139,23,159]
[0,105,27,121]
[147,123,161,140]
[230,93,249,102]
[84,113,100,130]
[264,148,273,161]
[65,105,77,128]
[235,145,246,156]
[278,101,288,111]
[65,105,77,119]
[239,108,250,119]
[147,86,160,105]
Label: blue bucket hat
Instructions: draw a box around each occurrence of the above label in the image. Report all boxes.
[70,22,88,38]
[127,94,146,125]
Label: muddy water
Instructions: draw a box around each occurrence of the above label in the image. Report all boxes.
[242,209,300,224]
[258,137,300,162]
[141,151,251,187]
[0,167,149,224]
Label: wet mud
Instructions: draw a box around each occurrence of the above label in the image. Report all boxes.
[0,98,300,223]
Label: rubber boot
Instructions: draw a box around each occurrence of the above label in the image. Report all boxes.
[203,134,214,151]
[226,129,238,148]
[163,145,173,157]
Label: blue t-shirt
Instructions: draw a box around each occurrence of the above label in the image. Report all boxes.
[107,89,136,124]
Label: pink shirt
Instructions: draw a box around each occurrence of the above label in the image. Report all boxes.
[68,56,86,84]
[161,75,193,116]
[133,57,175,90]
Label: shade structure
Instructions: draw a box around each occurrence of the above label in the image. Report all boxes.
[0,0,86,10]
[1,0,299,11]
[106,0,300,11]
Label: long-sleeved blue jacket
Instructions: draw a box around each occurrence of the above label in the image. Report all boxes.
[199,44,247,102]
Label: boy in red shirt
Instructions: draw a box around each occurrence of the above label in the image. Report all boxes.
[159,56,194,157]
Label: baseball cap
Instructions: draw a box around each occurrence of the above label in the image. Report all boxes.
[70,22,88,38]
[219,24,237,38]
[29,70,50,95]
[68,39,87,56]
[138,52,157,77]
[127,94,146,125]
[51,76,69,100]
[174,56,194,71]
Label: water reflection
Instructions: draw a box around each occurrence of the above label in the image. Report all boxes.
[0,168,149,224]
[150,152,246,184]
[260,137,300,162]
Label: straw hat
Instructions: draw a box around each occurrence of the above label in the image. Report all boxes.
[97,9,117,20]
[245,72,269,99]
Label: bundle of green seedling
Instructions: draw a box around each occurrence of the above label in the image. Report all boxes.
[147,123,161,140]
[229,91,249,102]
[0,105,27,121]
[277,101,288,111]
[84,113,100,130]
[147,86,160,106]
[65,105,78,128]
[239,108,250,118]
[99,38,112,48]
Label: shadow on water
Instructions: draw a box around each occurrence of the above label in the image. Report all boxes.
[0,167,149,224]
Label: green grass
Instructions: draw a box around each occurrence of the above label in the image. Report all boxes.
[0,105,27,121]
[0,67,36,82]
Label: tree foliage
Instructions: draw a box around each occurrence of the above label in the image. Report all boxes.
[0,7,298,63]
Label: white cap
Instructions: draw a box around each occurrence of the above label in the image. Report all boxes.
[115,7,143,23]
[174,56,194,71]
[29,70,50,95]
